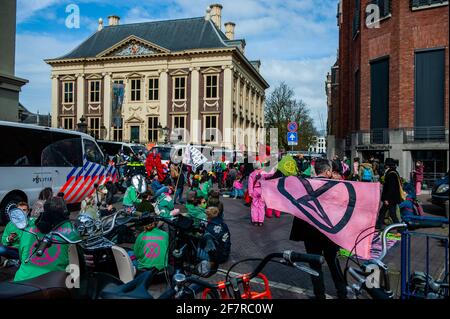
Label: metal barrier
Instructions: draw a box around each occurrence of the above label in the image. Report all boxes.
[401,226,449,299]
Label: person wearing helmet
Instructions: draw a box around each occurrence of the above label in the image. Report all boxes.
[123,175,147,213]
[13,197,80,282]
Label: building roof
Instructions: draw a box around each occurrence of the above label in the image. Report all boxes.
[55,17,230,59]
[18,103,51,126]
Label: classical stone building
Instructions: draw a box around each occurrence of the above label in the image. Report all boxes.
[46,4,269,149]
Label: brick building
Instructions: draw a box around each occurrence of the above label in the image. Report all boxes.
[327,0,449,184]
[46,4,269,150]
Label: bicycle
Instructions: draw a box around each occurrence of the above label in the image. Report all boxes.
[344,215,449,299]
[99,250,324,299]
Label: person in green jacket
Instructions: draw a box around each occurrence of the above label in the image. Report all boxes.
[14,197,80,282]
[123,175,147,213]
[185,191,207,225]
[0,202,30,266]
[199,175,211,200]
[129,221,169,272]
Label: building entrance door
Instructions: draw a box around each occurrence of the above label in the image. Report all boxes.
[412,150,448,189]
[130,126,140,142]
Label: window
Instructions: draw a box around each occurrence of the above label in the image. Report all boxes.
[148,116,159,142]
[131,79,141,101]
[355,70,361,130]
[41,137,83,167]
[0,125,83,167]
[63,82,74,103]
[240,84,244,106]
[173,115,186,129]
[370,57,390,144]
[148,78,159,101]
[370,0,392,19]
[83,139,104,164]
[353,0,360,38]
[112,127,123,142]
[88,117,101,139]
[89,80,101,103]
[204,115,218,142]
[205,75,218,99]
[174,77,186,100]
[62,117,74,130]
[415,49,445,139]
[411,0,448,10]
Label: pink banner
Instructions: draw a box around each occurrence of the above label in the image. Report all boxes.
[261,176,381,259]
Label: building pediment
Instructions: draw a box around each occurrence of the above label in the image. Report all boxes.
[60,75,76,81]
[201,67,221,74]
[169,69,189,76]
[96,35,170,58]
[125,115,144,124]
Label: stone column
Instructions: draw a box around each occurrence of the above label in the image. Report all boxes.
[51,74,59,128]
[103,72,112,140]
[223,65,233,149]
[76,74,84,125]
[159,69,169,127]
[190,67,200,144]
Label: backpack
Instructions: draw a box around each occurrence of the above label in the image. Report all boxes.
[362,167,373,181]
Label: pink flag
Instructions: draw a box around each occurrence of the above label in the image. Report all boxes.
[261,176,381,259]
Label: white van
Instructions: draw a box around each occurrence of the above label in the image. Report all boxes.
[150,144,213,172]
[97,140,148,160]
[0,121,118,224]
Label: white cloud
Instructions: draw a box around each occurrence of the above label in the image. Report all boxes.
[16,0,59,23]
[261,56,336,131]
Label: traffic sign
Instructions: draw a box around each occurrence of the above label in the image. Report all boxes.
[287,122,298,132]
[287,132,298,146]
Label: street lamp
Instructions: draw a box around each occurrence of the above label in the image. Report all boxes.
[77,116,87,134]
[157,123,170,144]
[100,125,107,140]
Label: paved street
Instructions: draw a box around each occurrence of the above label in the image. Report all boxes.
[0,189,447,299]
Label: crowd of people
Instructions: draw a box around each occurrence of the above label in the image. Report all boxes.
[0,146,429,299]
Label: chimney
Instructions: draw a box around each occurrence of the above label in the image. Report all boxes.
[224,22,235,40]
[209,4,222,29]
[97,18,103,31]
[108,15,120,26]
[205,6,211,21]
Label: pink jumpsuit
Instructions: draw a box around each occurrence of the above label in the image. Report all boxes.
[248,169,265,223]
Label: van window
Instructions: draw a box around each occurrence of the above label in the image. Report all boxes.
[98,142,121,157]
[41,138,83,167]
[0,125,84,167]
[83,139,104,164]
[123,146,133,156]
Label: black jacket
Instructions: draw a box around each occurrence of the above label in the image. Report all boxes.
[289,176,337,246]
[381,168,402,204]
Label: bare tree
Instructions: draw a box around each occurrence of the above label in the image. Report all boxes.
[264,82,317,151]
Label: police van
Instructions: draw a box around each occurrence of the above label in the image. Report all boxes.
[0,121,118,224]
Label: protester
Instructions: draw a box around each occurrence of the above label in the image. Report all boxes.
[353,157,360,181]
[289,158,348,299]
[174,165,186,205]
[14,197,80,282]
[145,148,165,182]
[150,174,169,198]
[231,175,244,199]
[197,206,231,269]
[185,191,207,224]
[0,202,30,268]
[30,187,53,218]
[412,160,424,196]
[248,162,265,226]
[129,218,169,272]
[376,158,403,229]
[123,175,146,213]
[359,159,375,182]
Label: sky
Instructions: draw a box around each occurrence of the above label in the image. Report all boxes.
[14,0,339,132]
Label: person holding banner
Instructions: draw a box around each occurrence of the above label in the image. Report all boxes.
[289,158,348,299]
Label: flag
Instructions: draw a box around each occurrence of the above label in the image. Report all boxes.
[184,145,208,171]
[261,176,381,259]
